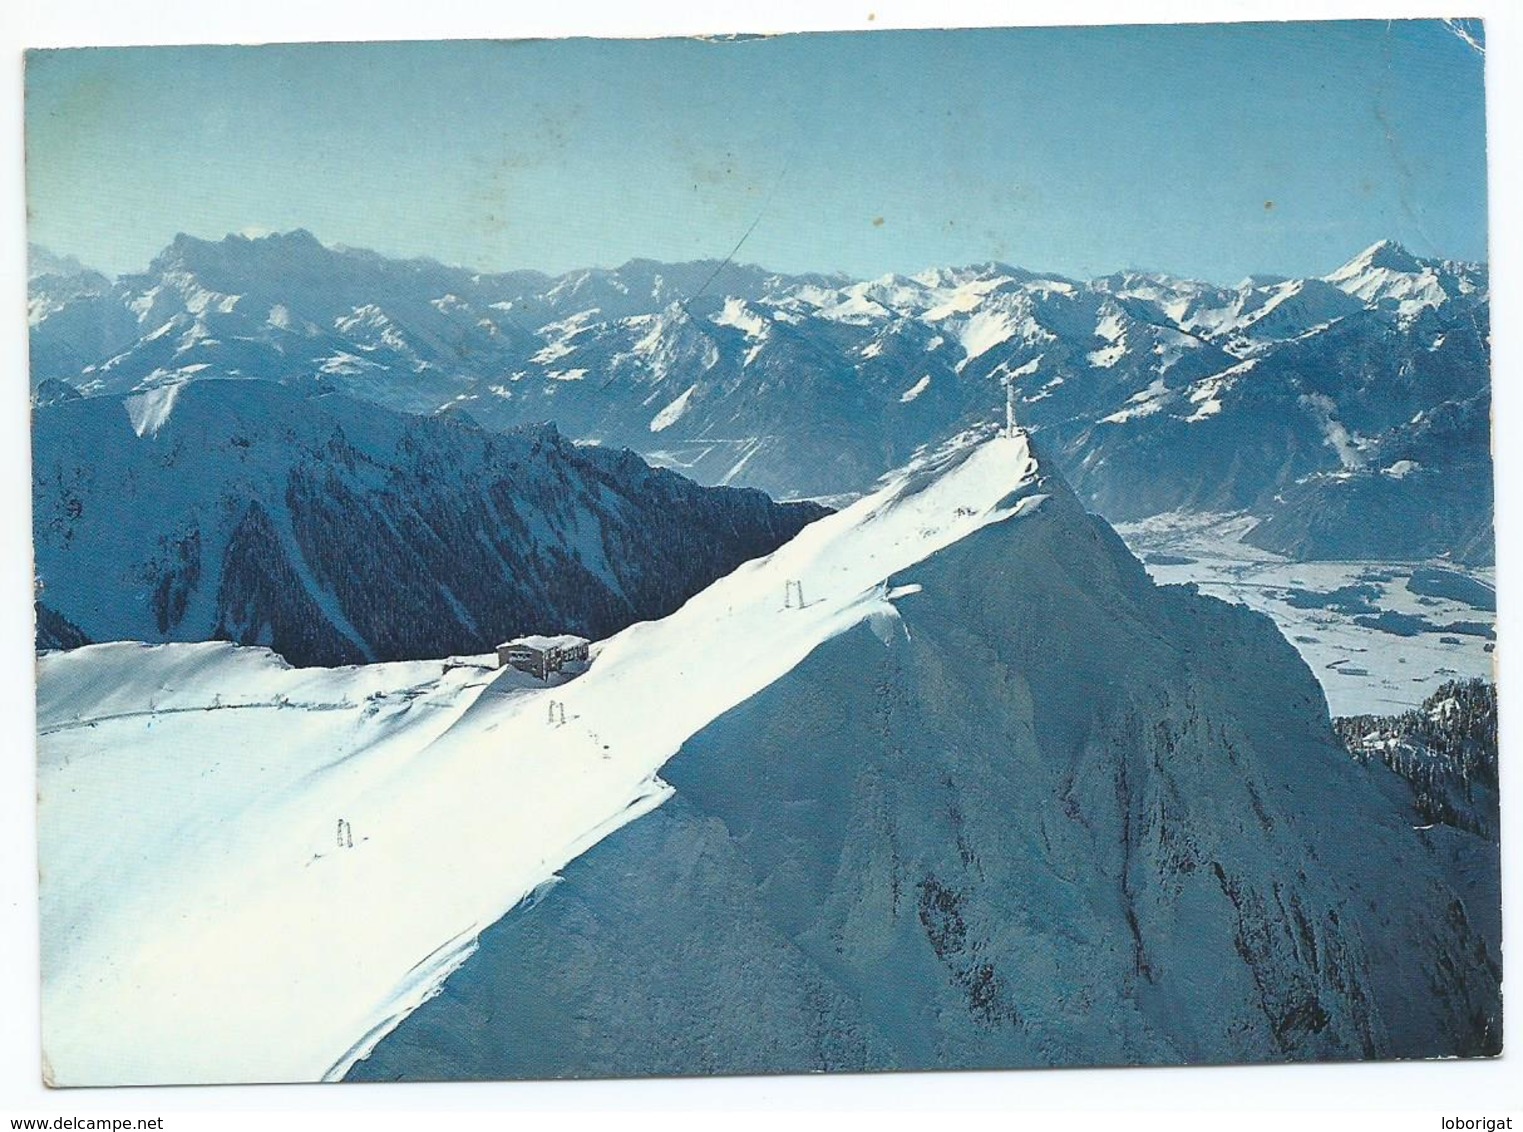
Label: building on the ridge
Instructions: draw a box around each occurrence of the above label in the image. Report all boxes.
[495,634,591,680]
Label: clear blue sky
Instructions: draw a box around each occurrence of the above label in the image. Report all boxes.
[24,19,1488,282]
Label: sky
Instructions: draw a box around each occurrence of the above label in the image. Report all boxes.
[24,20,1487,283]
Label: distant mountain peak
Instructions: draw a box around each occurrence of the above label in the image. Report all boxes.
[156,227,331,268]
[1320,238,1480,317]
[1237,272,1292,290]
[28,243,104,282]
[1330,239,1425,279]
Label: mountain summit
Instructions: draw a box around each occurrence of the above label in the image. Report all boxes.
[39,426,1500,1083]
[359,425,1501,1079]
[1331,238,1427,277]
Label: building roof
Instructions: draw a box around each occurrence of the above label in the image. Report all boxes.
[496,634,589,652]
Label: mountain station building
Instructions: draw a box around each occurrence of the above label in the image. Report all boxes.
[496,634,591,681]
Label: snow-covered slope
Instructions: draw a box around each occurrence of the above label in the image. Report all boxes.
[30,233,1491,562]
[32,378,825,665]
[1324,239,1484,317]
[39,428,1499,1085]
[38,428,1045,1084]
[352,436,1500,1079]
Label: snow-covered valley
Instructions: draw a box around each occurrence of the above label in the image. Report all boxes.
[38,428,1501,1084]
[1117,512,1496,717]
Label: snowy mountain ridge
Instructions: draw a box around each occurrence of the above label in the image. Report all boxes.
[357,424,1500,1077]
[38,426,1049,1084]
[28,233,1492,563]
[40,424,1500,1083]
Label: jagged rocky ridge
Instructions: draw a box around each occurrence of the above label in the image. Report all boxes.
[351,438,1501,1080]
[29,232,1492,563]
[32,379,826,666]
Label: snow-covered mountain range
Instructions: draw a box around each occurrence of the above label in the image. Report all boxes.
[29,232,1492,563]
[33,379,824,665]
[38,426,1499,1085]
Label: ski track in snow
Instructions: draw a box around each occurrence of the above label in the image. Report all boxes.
[38,431,1043,1086]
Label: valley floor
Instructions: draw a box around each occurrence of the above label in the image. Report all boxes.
[1116,511,1496,717]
